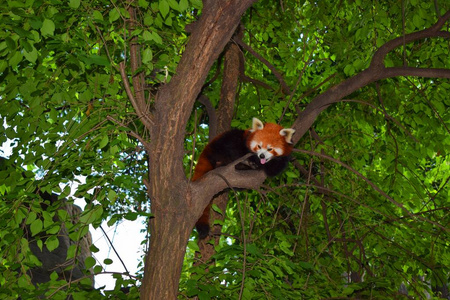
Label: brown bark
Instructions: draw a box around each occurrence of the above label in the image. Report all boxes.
[139,1,257,299]
[197,40,242,262]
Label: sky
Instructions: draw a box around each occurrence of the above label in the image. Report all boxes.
[83,214,146,290]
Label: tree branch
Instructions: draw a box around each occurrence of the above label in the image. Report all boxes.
[234,36,291,94]
[119,62,154,129]
[292,10,450,142]
[190,154,266,217]
[294,149,448,232]
[371,10,450,68]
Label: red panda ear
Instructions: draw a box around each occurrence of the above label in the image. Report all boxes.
[280,128,295,144]
[251,118,264,132]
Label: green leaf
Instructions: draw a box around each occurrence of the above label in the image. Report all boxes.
[0,60,7,73]
[190,0,202,9]
[41,19,55,36]
[142,48,153,64]
[50,271,59,281]
[142,30,152,41]
[413,14,424,28]
[89,55,110,66]
[30,219,43,237]
[46,225,61,235]
[26,211,37,225]
[66,244,77,259]
[138,0,149,8]
[90,244,100,253]
[69,0,80,9]
[99,135,109,148]
[159,0,170,18]
[93,265,103,274]
[9,51,23,67]
[151,31,163,44]
[107,189,117,202]
[179,0,188,11]
[45,235,59,252]
[104,258,113,265]
[36,239,43,251]
[92,10,103,21]
[23,46,38,63]
[109,8,120,23]
[124,211,138,221]
[167,0,179,11]
[80,205,103,225]
[85,256,96,269]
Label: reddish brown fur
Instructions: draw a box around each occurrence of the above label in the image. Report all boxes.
[192,151,214,181]
[193,119,295,239]
[246,123,293,156]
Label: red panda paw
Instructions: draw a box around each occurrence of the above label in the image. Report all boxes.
[235,155,260,171]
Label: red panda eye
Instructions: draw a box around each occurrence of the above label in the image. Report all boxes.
[257,145,261,149]
[267,148,273,151]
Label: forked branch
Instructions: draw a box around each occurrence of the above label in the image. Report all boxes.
[292,10,450,141]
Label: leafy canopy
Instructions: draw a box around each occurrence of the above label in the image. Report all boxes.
[1,0,449,299]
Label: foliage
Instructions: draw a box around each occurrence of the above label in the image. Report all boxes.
[1,0,449,299]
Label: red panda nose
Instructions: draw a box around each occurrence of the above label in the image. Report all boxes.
[259,153,265,159]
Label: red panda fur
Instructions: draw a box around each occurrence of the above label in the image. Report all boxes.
[193,118,295,239]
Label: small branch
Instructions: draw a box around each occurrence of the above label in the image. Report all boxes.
[106,115,150,150]
[294,149,448,232]
[234,36,291,94]
[241,75,274,90]
[100,226,131,275]
[119,62,154,129]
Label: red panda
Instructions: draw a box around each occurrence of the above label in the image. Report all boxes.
[192,117,295,239]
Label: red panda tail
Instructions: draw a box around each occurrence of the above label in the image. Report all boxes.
[192,151,213,181]
[195,202,211,239]
[192,152,214,239]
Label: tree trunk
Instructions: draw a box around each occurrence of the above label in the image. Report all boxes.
[141,207,193,299]
[136,1,258,298]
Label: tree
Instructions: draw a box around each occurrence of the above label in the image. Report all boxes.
[1,0,449,299]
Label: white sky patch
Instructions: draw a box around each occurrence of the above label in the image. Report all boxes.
[69,179,147,290]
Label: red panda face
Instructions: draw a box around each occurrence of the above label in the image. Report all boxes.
[246,118,295,165]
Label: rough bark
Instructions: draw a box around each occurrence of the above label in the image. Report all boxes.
[139,1,257,299]
[197,40,242,262]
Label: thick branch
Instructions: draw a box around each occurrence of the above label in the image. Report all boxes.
[190,154,266,218]
[292,11,450,142]
[371,10,450,68]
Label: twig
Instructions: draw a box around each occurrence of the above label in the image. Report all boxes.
[118,62,154,129]
[100,225,131,275]
[106,115,150,150]
[233,36,291,94]
[294,149,448,232]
